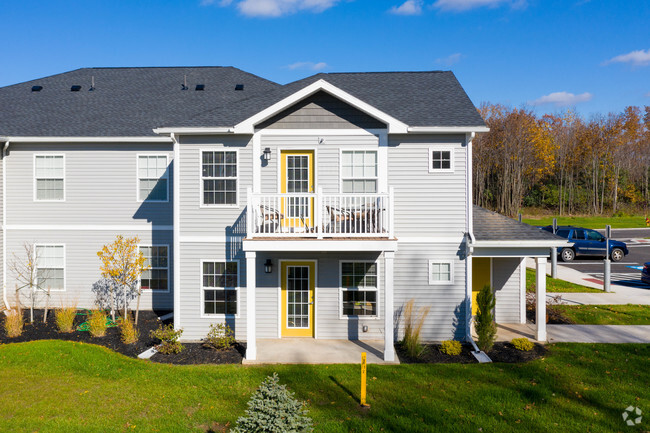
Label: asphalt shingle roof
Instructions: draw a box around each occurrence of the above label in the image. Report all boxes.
[473,206,565,242]
[0,68,485,137]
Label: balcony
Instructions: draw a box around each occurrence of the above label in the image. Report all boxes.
[246,187,394,239]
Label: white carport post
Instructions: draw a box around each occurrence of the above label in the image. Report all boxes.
[246,251,257,360]
[535,257,547,341]
[384,251,395,362]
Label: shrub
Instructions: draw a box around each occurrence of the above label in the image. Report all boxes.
[3,309,23,338]
[88,310,107,337]
[440,340,462,356]
[55,305,77,333]
[118,315,140,344]
[401,299,431,359]
[511,337,534,351]
[232,373,313,433]
[475,285,496,352]
[204,323,235,351]
[150,324,184,354]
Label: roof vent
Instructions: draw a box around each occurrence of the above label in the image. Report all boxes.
[181,75,188,90]
[31,85,43,92]
[195,84,205,91]
[71,85,82,92]
[235,84,244,91]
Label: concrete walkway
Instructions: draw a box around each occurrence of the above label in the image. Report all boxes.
[497,323,650,343]
[243,338,398,365]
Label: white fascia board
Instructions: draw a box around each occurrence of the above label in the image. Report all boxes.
[242,239,398,252]
[407,126,490,134]
[234,79,409,134]
[152,127,235,135]
[471,240,572,248]
[1,136,173,143]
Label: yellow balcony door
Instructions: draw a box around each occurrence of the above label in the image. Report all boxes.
[280,150,315,230]
[281,261,315,337]
[472,258,491,315]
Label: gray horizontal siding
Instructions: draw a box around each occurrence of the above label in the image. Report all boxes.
[6,229,173,311]
[493,257,522,323]
[6,143,172,226]
[394,242,468,342]
[388,134,467,238]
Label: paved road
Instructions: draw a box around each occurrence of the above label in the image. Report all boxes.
[557,228,650,289]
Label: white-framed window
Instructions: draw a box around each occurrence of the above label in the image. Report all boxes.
[34,154,65,201]
[137,155,169,202]
[201,150,238,206]
[341,150,377,193]
[340,261,378,318]
[429,260,454,285]
[428,148,454,173]
[201,261,239,316]
[139,245,169,291]
[35,244,65,291]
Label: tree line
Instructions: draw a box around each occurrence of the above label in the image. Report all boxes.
[473,104,650,217]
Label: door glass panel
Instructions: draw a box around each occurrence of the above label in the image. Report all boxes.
[286,155,310,219]
[287,266,310,329]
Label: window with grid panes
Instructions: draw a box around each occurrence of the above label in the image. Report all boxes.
[340,262,378,316]
[138,155,168,201]
[140,246,168,291]
[202,261,238,315]
[202,151,237,205]
[341,151,377,193]
[429,260,453,284]
[36,245,65,290]
[34,155,64,200]
[429,149,452,171]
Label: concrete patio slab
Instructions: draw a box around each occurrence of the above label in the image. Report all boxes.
[242,339,399,365]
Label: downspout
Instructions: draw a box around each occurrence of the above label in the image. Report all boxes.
[465,132,475,343]
[2,141,10,310]
[170,133,181,331]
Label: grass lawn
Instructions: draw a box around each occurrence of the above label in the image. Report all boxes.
[521,214,648,229]
[1,341,649,432]
[553,304,650,325]
[525,268,603,293]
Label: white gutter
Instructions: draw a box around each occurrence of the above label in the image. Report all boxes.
[0,136,172,143]
[152,127,235,135]
[408,126,490,134]
[2,141,9,310]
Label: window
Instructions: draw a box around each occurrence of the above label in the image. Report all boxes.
[429,260,453,285]
[138,155,168,201]
[34,155,64,200]
[340,262,378,317]
[140,246,169,291]
[202,261,238,315]
[428,148,453,172]
[341,150,377,193]
[36,245,65,290]
[202,150,237,206]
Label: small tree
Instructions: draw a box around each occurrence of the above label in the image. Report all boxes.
[9,242,52,323]
[97,235,149,324]
[232,373,313,433]
[475,284,497,352]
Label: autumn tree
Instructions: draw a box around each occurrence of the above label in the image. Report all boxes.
[97,235,149,324]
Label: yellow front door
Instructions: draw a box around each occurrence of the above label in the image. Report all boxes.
[280,150,315,230]
[281,261,315,337]
[472,258,491,315]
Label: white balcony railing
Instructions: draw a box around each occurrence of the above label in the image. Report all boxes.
[247,187,394,238]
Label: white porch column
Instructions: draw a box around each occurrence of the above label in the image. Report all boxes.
[246,251,257,360]
[384,251,395,362]
[535,257,547,341]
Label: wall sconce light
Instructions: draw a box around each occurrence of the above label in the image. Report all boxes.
[263,147,271,161]
[264,259,273,274]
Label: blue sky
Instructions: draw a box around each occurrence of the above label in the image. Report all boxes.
[1,0,648,117]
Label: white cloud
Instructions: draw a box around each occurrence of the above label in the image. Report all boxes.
[286,61,328,71]
[604,49,650,67]
[207,0,341,17]
[389,0,423,15]
[436,53,463,66]
[529,91,593,107]
[433,0,526,12]
[645,91,650,98]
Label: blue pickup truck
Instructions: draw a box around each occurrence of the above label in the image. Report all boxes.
[541,225,629,262]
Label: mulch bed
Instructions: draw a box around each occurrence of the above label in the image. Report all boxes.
[0,309,244,365]
[526,306,575,324]
[397,341,547,364]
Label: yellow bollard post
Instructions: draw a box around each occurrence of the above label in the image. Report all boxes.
[360,352,369,407]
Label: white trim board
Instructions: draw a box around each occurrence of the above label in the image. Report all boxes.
[243,239,398,252]
[6,225,173,231]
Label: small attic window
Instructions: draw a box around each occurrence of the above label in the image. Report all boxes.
[31,85,43,92]
[195,84,205,91]
[235,84,244,91]
[71,85,82,92]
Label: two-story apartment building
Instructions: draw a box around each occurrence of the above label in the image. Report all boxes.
[0,67,566,361]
